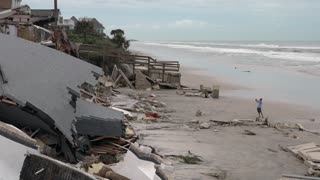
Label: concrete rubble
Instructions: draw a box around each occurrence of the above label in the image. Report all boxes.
[0,32,173,179]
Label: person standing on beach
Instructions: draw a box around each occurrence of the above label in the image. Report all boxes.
[255,98,264,119]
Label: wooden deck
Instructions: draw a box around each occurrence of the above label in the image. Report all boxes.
[79,44,180,82]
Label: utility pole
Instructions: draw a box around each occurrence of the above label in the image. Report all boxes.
[54,0,58,26]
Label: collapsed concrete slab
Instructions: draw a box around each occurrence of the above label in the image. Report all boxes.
[0,131,96,180]
[20,154,97,180]
[0,33,124,162]
[0,134,38,180]
[74,100,124,137]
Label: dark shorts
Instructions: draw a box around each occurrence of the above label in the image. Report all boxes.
[257,108,262,113]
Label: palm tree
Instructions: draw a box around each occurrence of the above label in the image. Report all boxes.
[110,29,130,49]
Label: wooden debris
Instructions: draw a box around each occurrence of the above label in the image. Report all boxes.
[195,110,202,117]
[299,147,320,163]
[243,130,256,136]
[201,170,228,179]
[305,161,320,170]
[308,168,320,177]
[279,145,289,152]
[118,69,135,89]
[268,148,278,153]
[95,165,130,180]
[111,65,119,81]
[287,143,318,155]
[155,165,174,180]
[288,143,320,176]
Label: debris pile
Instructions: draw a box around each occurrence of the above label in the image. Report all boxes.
[288,143,320,177]
[0,33,176,179]
[177,84,220,99]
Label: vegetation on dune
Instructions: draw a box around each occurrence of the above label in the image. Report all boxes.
[67,20,112,47]
[110,29,130,49]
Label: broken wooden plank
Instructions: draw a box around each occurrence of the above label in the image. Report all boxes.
[111,65,119,81]
[114,75,122,87]
[305,160,320,170]
[299,147,320,162]
[118,69,135,89]
[287,143,318,155]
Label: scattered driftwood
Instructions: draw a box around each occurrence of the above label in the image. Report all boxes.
[129,144,165,165]
[155,165,174,180]
[268,148,278,153]
[243,130,256,136]
[201,170,228,180]
[278,145,289,152]
[166,151,202,164]
[95,166,130,180]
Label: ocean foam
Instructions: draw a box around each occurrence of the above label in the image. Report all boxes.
[136,42,320,62]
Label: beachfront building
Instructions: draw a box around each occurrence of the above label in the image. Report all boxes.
[57,16,76,30]
[78,17,105,34]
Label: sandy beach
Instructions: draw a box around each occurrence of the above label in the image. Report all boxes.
[132,94,320,179]
[120,67,320,180]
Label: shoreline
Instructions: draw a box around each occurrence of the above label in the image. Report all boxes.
[130,43,320,109]
[127,47,320,180]
[131,47,320,111]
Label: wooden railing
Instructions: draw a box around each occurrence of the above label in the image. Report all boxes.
[78,44,180,82]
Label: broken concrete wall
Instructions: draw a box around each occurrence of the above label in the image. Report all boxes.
[0,33,124,163]
[135,70,151,89]
[149,70,181,85]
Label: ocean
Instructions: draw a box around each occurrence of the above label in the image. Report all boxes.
[130,41,320,108]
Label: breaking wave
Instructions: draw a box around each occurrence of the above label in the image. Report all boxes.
[138,42,320,62]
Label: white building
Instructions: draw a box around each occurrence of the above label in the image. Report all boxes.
[63,18,75,30]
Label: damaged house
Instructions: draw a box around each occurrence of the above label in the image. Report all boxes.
[0,0,57,42]
[0,33,125,163]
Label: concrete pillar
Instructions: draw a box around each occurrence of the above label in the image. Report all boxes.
[212,85,220,99]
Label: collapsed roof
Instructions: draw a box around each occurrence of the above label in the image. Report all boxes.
[0,33,124,162]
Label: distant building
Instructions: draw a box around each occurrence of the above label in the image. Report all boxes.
[0,0,22,10]
[55,16,76,31]
[62,18,75,30]
[77,17,105,34]
[30,9,60,25]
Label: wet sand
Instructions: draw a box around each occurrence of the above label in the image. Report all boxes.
[180,66,251,91]
[129,89,320,180]
[127,48,320,179]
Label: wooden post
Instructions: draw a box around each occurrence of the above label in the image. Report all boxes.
[133,62,136,79]
[162,63,165,83]
[54,0,58,26]
[147,57,150,76]
[212,85,220,99]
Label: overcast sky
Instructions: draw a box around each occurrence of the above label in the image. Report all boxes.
[25,0,320,41]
